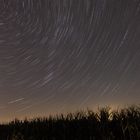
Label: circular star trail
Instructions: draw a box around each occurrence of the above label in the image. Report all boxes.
[0,0,140,121]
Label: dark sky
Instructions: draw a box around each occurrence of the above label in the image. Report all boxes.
[0,0,140,122]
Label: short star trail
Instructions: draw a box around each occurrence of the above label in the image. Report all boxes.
[0,0,140,121]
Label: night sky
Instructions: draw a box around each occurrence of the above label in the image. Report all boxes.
[0,0,140,122]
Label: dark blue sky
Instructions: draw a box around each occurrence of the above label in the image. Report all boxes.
[0,0,140,122]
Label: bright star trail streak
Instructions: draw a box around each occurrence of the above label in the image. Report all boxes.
[0,0,140,122]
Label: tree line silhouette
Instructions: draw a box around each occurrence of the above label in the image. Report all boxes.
[0,105,140,140]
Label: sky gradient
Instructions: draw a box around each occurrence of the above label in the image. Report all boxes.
[0,0,140,122]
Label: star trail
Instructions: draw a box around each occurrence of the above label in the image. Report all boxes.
[0,0,140,122]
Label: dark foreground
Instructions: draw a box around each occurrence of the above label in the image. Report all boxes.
[0,106,140,140]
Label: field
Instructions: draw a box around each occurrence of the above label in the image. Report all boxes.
[0,106,140,140]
